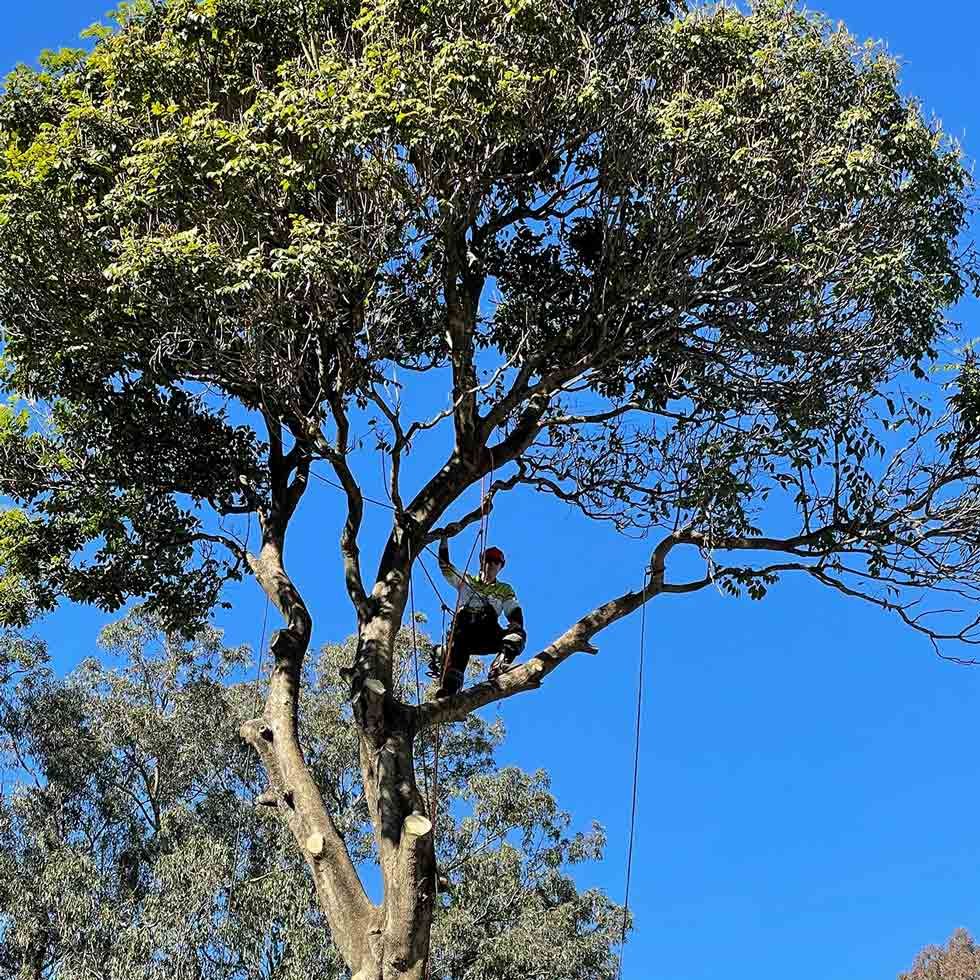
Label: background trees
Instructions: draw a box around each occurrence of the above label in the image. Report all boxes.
[900,930,980,980]
[0,614,620,979]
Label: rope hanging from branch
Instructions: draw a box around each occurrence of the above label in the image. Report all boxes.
[406,465,493,980]
[617,568,651,980]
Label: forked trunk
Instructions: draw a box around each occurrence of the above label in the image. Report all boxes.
[246,499,437,979]
[351,614,437,979]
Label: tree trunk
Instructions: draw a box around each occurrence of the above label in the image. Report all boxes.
[351,613,436,979]
[243,530,374,971]
[245,540,436,979]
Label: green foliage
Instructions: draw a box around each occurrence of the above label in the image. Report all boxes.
[0,614,621,978]
[947,344,980,440]
[0,0,978,971]
[0,0,973,631]
[0,386,263,632]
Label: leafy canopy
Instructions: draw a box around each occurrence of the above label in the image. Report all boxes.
[0,0,977,650]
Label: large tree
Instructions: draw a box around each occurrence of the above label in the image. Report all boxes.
[0,615,619,979]
[1,0,979,975]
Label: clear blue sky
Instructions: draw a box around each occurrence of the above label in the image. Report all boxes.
[4,3,980,979]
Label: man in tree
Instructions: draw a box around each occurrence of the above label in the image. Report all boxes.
[1,0,979,976]
[433,539,527,696]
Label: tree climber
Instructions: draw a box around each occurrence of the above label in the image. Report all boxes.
[430,537,527,698]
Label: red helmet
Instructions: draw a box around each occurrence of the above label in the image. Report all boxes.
[483,546,506,567]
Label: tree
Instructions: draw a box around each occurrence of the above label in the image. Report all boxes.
[1,0,978,975]
[900,929,980,980]
[0,614,620,979]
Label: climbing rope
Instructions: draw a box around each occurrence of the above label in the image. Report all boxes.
[407,538,432,808]
[429,517,484,821]
[433,450,495,691]
[309,468,397,512]
[426,459,495,934]
[406,478,490,980]
[316,455,660,979]
[314,453,498,978]
[417,547,453,613]
[312,457,494,809]
[616,568,651,980]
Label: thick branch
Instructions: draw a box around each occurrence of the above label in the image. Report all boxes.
[416,576,657,728]
[243,471,374,973]
[415,491,980,729]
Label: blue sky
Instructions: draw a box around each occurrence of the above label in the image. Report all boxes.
[3,3,980,979]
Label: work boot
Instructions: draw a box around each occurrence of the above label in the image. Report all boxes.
[434,668,464,699]
[489,626,526,680]
[427,645,444,679]
[488,650,517,681]
[501,628,525,655]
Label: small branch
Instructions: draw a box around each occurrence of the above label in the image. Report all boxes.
[425,470,524,544]
[181,531,248,563]
[311,401,371,621]
[369,384,407,513]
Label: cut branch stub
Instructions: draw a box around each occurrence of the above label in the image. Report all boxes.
[403,813,432,838]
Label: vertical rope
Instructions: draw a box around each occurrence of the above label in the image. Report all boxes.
[407,539,431,806]
[480,448,494,553]
[423,604,449,980]
[435,523,483,689]
[422,467,494,980]
[617,570,649,980]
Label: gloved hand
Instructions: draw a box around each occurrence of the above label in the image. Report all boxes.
[500,624,526,657]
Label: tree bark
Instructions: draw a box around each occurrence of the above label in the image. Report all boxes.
[243,530,376,969]
[351,607,436,979]
[244,525,435,978]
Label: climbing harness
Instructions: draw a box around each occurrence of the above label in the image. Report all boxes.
[446,452,495,674]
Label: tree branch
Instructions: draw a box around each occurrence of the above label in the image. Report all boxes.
[243,467,375,973]
[311,398,371,622]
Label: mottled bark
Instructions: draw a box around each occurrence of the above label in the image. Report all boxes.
[244,518,435,978]
[242,529,375,971]
[352,599,436,979]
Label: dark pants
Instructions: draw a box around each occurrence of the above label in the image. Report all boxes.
[442,609,504,693]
